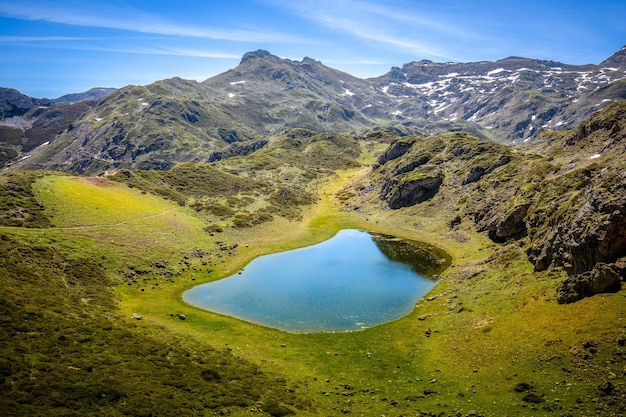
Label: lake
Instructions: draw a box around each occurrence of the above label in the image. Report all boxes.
[183,229,451,333]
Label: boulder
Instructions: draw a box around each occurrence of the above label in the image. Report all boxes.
[556,263,621,304]
[598,381,615,396]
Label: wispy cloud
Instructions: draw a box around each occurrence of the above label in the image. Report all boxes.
[0,36,91,42]
[351,1,486,41]
[265,0,482,59]
[0,35,241,59]
[85,45,242,59]
[324,58,386,66]
[0,2,302,43]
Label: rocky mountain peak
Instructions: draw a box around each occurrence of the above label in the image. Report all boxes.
[301,56,320,64]
[0,87,55,118]
[239,49,275,64]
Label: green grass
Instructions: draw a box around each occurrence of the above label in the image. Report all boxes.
[0,234,305,417]
[1,165,625,416]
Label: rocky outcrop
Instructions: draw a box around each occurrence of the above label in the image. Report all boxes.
[239,49,274,64]
[376,140,414,166]
[365,102,626,303]
[567,103,626,145]
[473,204,530,243]
[208,139,269,162]
[0,88,52,118]
[463,155,512,184]
[382,172,443,209]
[527,177,626,275]
[556,263,622,304]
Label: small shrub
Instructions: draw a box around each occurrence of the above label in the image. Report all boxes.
[206,204,235,219]
[204,224,223,233]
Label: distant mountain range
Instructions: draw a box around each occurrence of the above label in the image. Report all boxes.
[1,46,625,173]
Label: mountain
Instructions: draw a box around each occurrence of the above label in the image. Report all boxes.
[54,87,117,104]
[0,87,116,168]
[371,47,626,142]
[0,87,54,118]
[3,52,387,173]
[3,47,626,174]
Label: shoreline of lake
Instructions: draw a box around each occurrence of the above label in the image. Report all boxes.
[183,229,452,333]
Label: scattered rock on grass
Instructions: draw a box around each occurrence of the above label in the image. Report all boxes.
[598,381,615,396]
[522,393,544,403]
[514,382,533,392]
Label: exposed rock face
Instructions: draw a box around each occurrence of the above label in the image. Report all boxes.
[239,49,273,64]
[373,133,514,211]
[556,263,622,304]
[0,87,52,118]
[376,140,414,166]
[463,155,512,184]
[361,101,626,303]
[474,204,530,243]
[208,139,269,162]
[527,174,626,274]
[382,172,443,209]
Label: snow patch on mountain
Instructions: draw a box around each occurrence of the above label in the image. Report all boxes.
[487,68,507,76]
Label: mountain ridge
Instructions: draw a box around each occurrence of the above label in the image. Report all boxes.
[3,46,626,173]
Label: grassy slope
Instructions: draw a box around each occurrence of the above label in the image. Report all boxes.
[1,176,307,417]
[1,164,625,416]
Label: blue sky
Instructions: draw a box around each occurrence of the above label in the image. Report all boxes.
[1,0,624,98]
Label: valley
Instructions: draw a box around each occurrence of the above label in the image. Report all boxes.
[1,48,626,416]
[2,102,626,415]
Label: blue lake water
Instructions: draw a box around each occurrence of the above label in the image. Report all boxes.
[183,229,450,333]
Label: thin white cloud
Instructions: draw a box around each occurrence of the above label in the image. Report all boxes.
[95,46,241,59]
[0,33,241,59]
[264,0,480,60]
[0,36,90,42]
[0,2,303,43]
[352,1,486,41]
[325,58,386,65]
[5,39,241,59]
